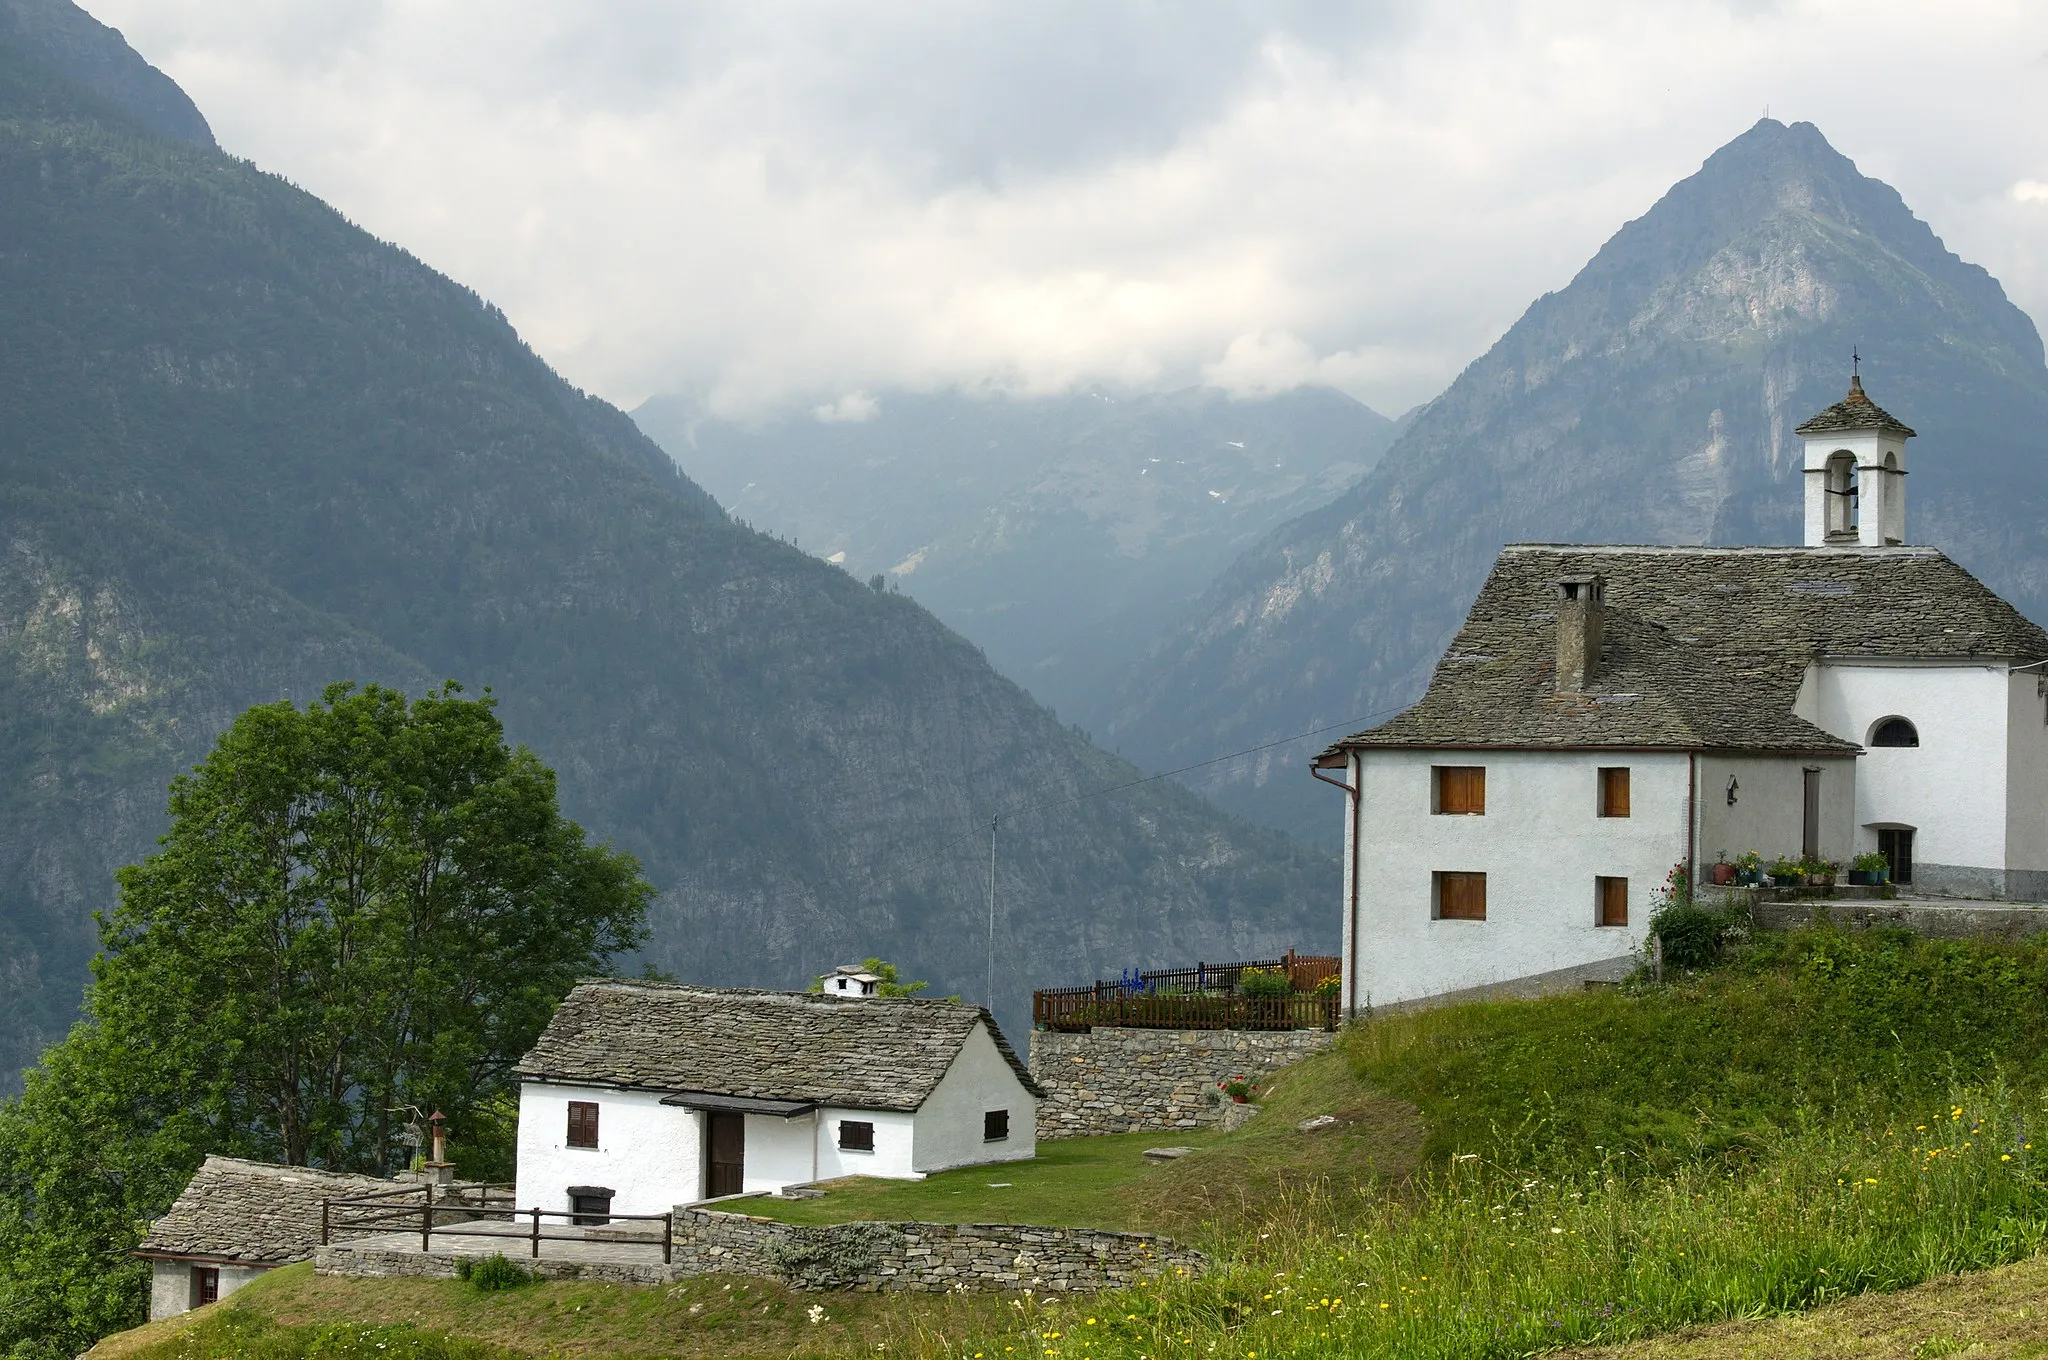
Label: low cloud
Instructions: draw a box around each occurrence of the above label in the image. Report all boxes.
[92,1,2048,420]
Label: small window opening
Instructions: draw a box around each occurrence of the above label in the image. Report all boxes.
[569,1185,614,1226]
[1433,766,1486,815]
[984,1109,1010,1142]
[838,1119,875,1152]
[190,1265,220,1308]
[1825,450,1858,538]
[1870,717,1919,747]
[1597,767,1631,817]
[1596,876,1628,927]
[566,1100,599,1149]
[1433,871,1487,921]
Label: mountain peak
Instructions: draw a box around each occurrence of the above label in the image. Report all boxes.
[0,0,215,147]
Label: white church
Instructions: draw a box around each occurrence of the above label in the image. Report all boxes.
[1314,375,2048,1010]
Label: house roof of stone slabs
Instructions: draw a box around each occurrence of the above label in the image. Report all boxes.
[1323,544,2048,757]
[517,983,1046,1109]
[1794,375,1916,438]
[136,1156,394,1264]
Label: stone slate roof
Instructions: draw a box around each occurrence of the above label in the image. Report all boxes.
[1794,375,1916,438]
[517,983,1045,1110]
[136,1156,393,1264]
[1326,545,2048,755]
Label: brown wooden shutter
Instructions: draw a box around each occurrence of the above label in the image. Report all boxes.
[1435,766,1486,815]
[1597,876,1628,926]
[1598,767,1630,817]
[1436,871,1487,920]
[566,1100,599,1149]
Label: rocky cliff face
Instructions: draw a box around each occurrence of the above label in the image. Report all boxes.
[0,7,1331,1085]
[633,386,1394,731]
[1106,120,2048,841]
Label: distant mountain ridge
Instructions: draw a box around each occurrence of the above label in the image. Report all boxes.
[0,0,210,145]
[1106,119,2048,841]
[633,386,1395,731]
[0,2,1331,1086]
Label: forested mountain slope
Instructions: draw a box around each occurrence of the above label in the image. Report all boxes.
[1108,119,2048,841]
[0,8,1330,1085]
[634,386,1395,731]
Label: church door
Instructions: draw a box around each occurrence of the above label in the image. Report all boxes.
[1801,769,1821,860]
[1878,828,1915,886]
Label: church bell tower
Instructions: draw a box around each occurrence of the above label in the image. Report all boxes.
[1795,371,1915,547]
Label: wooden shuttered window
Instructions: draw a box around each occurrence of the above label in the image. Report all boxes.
[1598,767,1631,818]
[839,1120,875,1151]
[1434,766,1486,815]
[984,1109,1010,1142]
[1597,876,1628,927]
[1434,871,1487,921]
[566,1100,599,1149]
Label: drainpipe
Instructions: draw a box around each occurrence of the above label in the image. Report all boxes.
[1311,751,1361,1021]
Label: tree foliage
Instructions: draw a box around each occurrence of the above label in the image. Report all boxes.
[0,682,649,1355]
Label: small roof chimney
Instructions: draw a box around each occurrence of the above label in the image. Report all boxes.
[1555,574,1604,695]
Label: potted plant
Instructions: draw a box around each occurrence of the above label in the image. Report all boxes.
[1805,857,1838,889]
[1767,855,1805,887]
[1849,851,1891,886]
[1710,851,1737,886]
[1218,1076,1256,1104]
[1734,850,1765,886]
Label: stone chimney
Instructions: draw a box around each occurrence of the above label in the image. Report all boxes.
[1555,574,1604,695]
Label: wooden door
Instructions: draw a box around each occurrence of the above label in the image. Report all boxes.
[1801,769,1821,860]
[1879,828,1915,885]
[706,1111,745,1197]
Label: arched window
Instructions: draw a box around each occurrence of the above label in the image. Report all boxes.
[1870,717,1919,747]
[1824,451,1858,538]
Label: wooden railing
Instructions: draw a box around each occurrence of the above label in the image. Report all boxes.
[1032,951,1342,1033]
[322,1183,672,1264]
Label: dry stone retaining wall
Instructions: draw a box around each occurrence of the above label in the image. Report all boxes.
[315,1209,1203,1294]
[1029,1026,1337,1138]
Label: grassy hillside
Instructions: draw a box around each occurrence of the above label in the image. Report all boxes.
[99,927,2048,1359]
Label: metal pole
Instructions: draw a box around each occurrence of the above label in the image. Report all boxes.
[531,1207,541,1259]
[421,1184,433,1252]
[663,1212,673,1265]
[986,815,998,1009]
[321,1199,329,1247]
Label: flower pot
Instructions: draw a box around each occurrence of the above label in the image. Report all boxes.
[1813,874,1836,889]
[1736,869,1762,886]
[1711,863,1737,886]
[1231,1095,1247,1104]
[1848,870,1876,886]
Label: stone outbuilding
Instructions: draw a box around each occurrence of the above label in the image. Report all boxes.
[136,1156,394,1320]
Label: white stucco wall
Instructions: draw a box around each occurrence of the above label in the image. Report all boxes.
[1694,753,1855,869]
[147,1260,269,1321]
[815,1108,918,1182]
[515,1083,702,1216]
[1797,661,2011,879]
[741,1111,820,1194]
[1347,749,1689,1007]
[910,1019,1038,1173]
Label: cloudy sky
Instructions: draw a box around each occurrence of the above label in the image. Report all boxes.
[93,0,2048,421]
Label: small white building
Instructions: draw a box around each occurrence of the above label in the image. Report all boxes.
[514,982,1042,1218]
[1315,375,2048,1010]
[135,1156,394,1320]
[819,963,885,997]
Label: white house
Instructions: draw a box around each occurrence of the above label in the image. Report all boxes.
[819,963,884,997]
[514,982,1042,1218]
[1314,375,2048,1011]
[135,1156,395,1320]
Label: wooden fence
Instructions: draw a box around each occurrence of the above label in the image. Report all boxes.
[1033,950,1341,1032]
[322,1182,674,1264]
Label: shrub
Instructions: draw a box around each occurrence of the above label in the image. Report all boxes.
[455,1253,533,1292]
[1654,897,1749,971]
[1238,966,1292,999]
[1854,850,1891,874]
[1310,973,1341,999]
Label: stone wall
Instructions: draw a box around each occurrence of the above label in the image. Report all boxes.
[1029,1027,1336,1138]
[315,1209,1202,1294]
